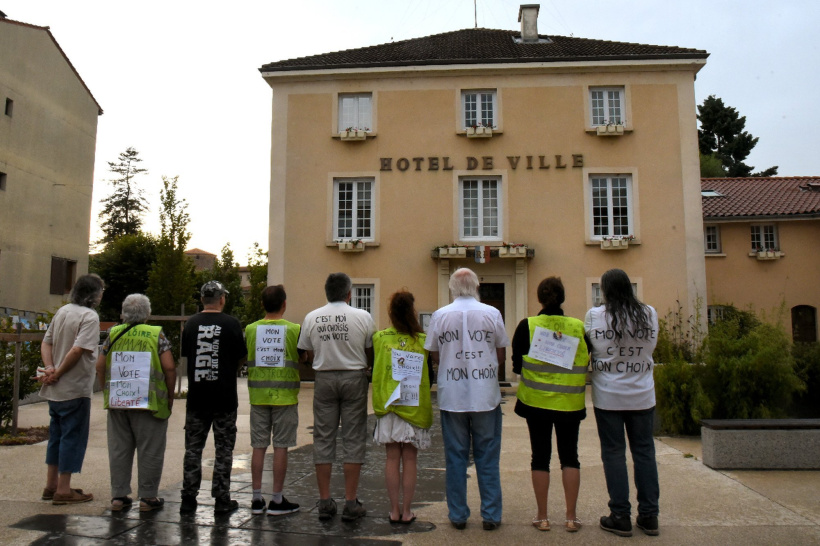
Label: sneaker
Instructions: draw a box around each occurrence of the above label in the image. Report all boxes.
[451,521,467,530]
[341,499,366,521]
[214,498,239,514]
[268,497,300,516]
[251,498,267,515]
[482,521,500,531]
[317,498,337,521]
[179,495,198,514]
[636,514,659,536]
[600,513,633,537]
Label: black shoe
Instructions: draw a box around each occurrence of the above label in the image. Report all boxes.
[251,498,266,515]
[482,521,500,530]
[636,514,659,536]
[179,495,198,514]
[451,521,467,530]
[214,498,239,514]
[268,497,300,515]
[317,498,337,521]
[600,513,633,537]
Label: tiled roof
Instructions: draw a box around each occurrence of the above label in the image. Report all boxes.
[260,28,708,73]
[701,177,820,220]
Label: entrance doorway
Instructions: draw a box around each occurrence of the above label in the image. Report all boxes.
[479,283,506,381]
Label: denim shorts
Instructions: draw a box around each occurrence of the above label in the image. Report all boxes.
[46,397,91,474]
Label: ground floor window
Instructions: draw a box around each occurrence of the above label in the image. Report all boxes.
[351,284,374,314]
[792,305,817,342]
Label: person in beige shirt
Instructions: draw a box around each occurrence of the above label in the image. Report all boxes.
[38,274,105,505]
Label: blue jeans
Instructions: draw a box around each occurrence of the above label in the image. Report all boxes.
[594,407,659,517]
[46,398,91,474]
[440,406,502,524]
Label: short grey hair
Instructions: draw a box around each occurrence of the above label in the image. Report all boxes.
[121,294,151,324]
[325,272,352,302]
[70,274,105,308]
[449,268,480,299]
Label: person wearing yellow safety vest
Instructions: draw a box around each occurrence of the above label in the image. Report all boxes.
[512,277,589,534]
[244,285,305,516]
[96,294,176,513]
[371,291,432,525]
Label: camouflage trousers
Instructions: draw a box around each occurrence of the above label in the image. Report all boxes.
[182,409,237,500]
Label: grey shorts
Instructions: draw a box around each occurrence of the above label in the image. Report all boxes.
[250,404,298,449]
[312,370,369,464]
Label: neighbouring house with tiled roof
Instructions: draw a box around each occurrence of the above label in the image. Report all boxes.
[0,12,102,320]
[260,4,709,379]
[702,177,820,341]
[184,248,217,272]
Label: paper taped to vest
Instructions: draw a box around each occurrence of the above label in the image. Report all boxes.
[385,348,423,407]
[256,324,286,367]
[109,351,151,409]
[528,326,580,370]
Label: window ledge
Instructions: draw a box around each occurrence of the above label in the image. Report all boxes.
[459,128,502,138]
[586,239,640,247]
[587,125,632,136]
[749,250,784,260]
[431,245,533,259]
[334,131,376,141]
[705,252,727,257]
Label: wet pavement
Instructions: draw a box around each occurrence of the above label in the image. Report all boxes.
[11,412,442,545]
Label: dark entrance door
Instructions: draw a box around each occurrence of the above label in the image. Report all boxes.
[478,283,506,382]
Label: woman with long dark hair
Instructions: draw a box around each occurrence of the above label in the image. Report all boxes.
[371,291,432,524]
[512,277,588,533]
[585,269,660,537]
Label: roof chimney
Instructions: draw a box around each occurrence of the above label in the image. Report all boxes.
[518,4,541,43]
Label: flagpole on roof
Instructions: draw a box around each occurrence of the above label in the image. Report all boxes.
[474,0,477,28]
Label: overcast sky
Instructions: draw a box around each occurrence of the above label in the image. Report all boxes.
[6,0,818,261]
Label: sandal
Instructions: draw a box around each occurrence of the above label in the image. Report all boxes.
[139,497,165,512]
[532,518,550,531]
[388,513,401,524]
[565,518,582,532]
[400,513,417,524]
[111,497,133,511]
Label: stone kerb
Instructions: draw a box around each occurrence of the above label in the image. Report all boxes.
[701,419,820,470]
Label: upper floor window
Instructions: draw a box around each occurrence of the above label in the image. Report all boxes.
[339,93,372,131]
[4,98,12,117]
[707,305,729,324]
[351,284,374,314]
[50,257,77,295]
[0,172,6,191]
[704,225,721,253]
[750,224,778,251]
[334,178,373,241]
[462,90,496,129]
[590,87,624,126]
[460,177,501,240]
[590,175,632,239]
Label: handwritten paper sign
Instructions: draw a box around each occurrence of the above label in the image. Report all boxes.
[527,327,580,370]
[385,349,423,407]
[109,351,150,409]
[256,325,286,367]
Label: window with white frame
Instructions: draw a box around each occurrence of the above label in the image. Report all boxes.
[338,93,372,132]
[462,90,497,129]
[334,178,373,240]
[351,284,374,314]
[460,177,501,240]
[707,305,728,324]
[591,282,637,307]
[704,225,721,253]
[750,224,778,251]
[590,175,632,239]
[590,87,624,126]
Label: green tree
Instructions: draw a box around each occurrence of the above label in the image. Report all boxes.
[237,243,268,326]
[699,153,726,178]
[196,244,243,316]
[89,233,157,321]
[147,176,196,360]
[697,95,778,178]
[98,147,149,244]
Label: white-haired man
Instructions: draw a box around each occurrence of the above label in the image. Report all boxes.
[424,268,509,531]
